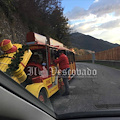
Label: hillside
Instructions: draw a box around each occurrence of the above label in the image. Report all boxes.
[0,0,70,46]
[0,7,29,44]
[70,32,119,52]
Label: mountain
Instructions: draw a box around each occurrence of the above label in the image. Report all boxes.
[70,32,119,52]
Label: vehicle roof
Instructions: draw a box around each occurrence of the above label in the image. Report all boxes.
[26,32,73,52]
[27,42,73,52]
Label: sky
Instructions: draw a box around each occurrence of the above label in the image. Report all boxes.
[61,0,120,44]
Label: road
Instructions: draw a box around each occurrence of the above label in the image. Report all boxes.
[50,62,120,114]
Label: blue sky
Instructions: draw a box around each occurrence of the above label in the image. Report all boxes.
[61,0,120,44]
[62,0,94,13]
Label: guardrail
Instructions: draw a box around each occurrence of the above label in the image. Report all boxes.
[75,46,120,68]
[75,46,120,61]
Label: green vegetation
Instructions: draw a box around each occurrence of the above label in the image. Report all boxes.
[0,0,70,46]
[15,0,70,46]
[6,45,29,76]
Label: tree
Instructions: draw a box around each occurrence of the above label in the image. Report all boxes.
[15,0,71,46]
[47,1,71,46]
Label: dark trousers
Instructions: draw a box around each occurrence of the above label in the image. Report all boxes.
[62,68,70,93]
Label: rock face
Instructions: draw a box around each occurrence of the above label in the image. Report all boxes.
[0,8,29,44]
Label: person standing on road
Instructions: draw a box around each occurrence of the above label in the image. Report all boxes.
[54,50,70,96]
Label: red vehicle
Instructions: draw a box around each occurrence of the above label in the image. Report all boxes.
[25,32,76,102]
[0,32,76,103]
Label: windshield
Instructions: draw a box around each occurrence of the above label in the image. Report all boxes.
[0,0,120,119]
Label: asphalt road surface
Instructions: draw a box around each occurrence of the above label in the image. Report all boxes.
[50,62,120,114]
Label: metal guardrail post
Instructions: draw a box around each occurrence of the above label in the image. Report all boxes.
[92,52,95,64]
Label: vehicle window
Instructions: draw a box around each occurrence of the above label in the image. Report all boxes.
[67,51,71,63]
[1,0,120,120]
[50,48,56,65]
[31,49,46,64]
